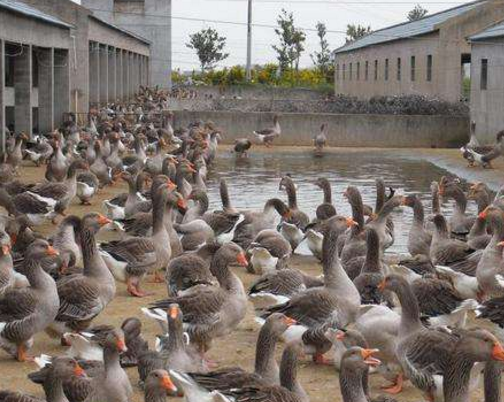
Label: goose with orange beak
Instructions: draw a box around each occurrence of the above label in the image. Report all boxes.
[0,231,15,298]
[259,216,360,365]
[0,240,60,362]
[148,243,249,359]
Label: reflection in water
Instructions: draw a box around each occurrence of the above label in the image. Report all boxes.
[204,151,475,254]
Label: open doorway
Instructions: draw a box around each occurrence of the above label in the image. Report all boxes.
[461,53,471,101]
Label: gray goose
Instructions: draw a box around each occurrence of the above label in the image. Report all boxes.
[233,138,252,158]
[353,228,387,305]
[219,179,238,214]
[439,179,476,239]
[467,213,491,250]
[0,240,60,361]
[100,178,178,296]
[120,317,149,368]
[149,242,248,356]
[339,347,386,402]
[0,231,15,297]
[224,342,308,402]
[144,370,178,402]
[7,132,28,174]
[45,139,69,183]
[232,198,291,250]
[48,213,115,338]
[248,230,292,274]
[313,123,327,155]
[165,243,221,297]
[27,356,86,402]
[260,216,359,364]
[76,171,100,206]
[138,304,207,387]
[187,313,296,393]
[253,115,281,147]
[61,329,133,402]
[366,194,403,251]
[314,177,336,221]
[430,214,475,266]
[279,176,309,230]
[403,194,432,257]
[183,189,209,223]
[340,186,367,268]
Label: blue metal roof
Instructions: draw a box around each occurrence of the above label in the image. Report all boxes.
[335,0,486,54]
[470,20,504,41]
[0,0,73,29]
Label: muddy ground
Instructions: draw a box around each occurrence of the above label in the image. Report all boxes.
[0,148,496,401]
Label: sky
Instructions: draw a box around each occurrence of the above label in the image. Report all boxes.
[72,0,472,71]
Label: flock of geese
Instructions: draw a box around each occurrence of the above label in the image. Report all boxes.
[0,88,503,402]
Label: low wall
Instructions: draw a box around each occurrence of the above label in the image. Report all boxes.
[174,86,330,101]
[173,111,469,148]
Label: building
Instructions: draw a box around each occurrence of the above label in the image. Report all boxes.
[469,22,504,143]
[333,0,504,102]
[0,0,151,144]
[81,0,172,90]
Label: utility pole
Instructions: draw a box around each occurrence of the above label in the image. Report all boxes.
[246,0,252,81]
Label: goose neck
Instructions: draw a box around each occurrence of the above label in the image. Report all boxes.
[339,364,368,402]
[395,282,423,337]
[254,324,280,379]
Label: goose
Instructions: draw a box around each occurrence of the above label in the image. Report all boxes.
[467,213,491,250]
[461,131,504,168]
[304,229,324,260]
[183,189,209,224]
[366,195,403,251]
[76,171,100,206]
[340,186,367,267]
[430,214,475,266]
[59,329,133,402]
[7,132,29,173]
[0,231,16,297]
[45,139,69,182]
[279,176,309,230]
[120,317,149,368]
[0,187,57,226]
[475,206,504,300]
[248,229,292,272]
[313,123,327,155]
[439,179,476,239]
[219,179,238,214]
[260,216,359,364]
[100,180,179,295]
[47,213,116,339]
[253,115,281,147]
[148,242,248,358]
[24,136,53,167]
[0,240,60,361]
[138,304,207,386]
[314,177,336,220]
[144,370,178,402]
[176,219,215,252]
[233,138,252,158]
[402,194,432,257]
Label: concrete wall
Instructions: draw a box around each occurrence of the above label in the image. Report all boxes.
[470,38,504,144]
[335,33,441,100]
[334,0,504,102]
[82,0,171,89]
[186,85,331,100]
[173,110,468,148]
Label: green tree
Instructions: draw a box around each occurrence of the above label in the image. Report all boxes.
[408,4,428,21]
[310,22,332,75]
[186,27,229,72]
[272,9,307,73]
[345,24,372,44]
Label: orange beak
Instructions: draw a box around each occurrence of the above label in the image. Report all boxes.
[283,210,292,220]
[167,179,177,191]
[9,233,17,245]
[377,279,386,292]
[346,217,358,227]
[160,374,178,392]
[283,317,297,327]
[74,363,85,377]
[492,342,504,361]
[46,245,59,256]
[98,215,112,226]
[2,244,11,255]
[361,348,381,366]
[479,208,489,220]
[177,198,187,209]
[116,338,127,353]
[169,305,179,320]
[336,330,345,341]
[236,252,248,267]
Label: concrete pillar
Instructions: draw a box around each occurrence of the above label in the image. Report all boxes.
[133,53,138,95]
[89,42,100,105]
[146,57,150,87]
[116,49,123,101]
[14,44,32,136]
[129,52,134,98]
[108,46,116,102]
[0,40,5,152]
[38,47,54,133]
[54,49,70,128]
[124,51,130,100]
[99,45,108,105]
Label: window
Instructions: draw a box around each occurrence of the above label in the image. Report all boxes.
[481,59,488,90]
[349,62,353,80]
[365,61,369,81]
[410,56,416,82]
[385,59,389,81]
[342,64,346,80]
[427,55,433,82]
[397,58,401,81]
[336,64,340,81]
[374,60,378,81]
[356,62,360,80]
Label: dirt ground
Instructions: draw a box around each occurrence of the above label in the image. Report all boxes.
[0,151,494,402]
